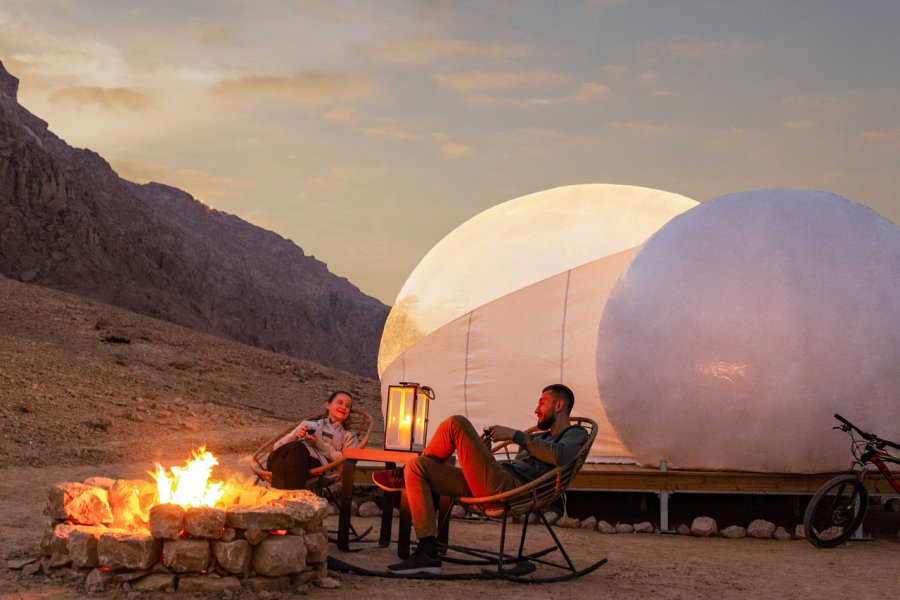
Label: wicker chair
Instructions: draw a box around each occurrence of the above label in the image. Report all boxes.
[447,416,607,582]
[250,408,373,489]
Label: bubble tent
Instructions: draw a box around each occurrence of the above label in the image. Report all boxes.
[378,185,900,473]
[377,184,699,462]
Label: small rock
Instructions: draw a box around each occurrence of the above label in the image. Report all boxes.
[690,516,717,537]
[22,561,42,577]
[747,519,776,539]
[130,573,176,591]
[597,520,616,534]
[615,523,634,534]
[244,529,270,545]
[720,525,746,539]
[7,557,38,570]
[794,524,805,538]
[580,516,598,530]
[358,501,381,518]
[543,510,560,525]
[633,521,654,533]
[676,524,692,536]
[316,576,342,589]
[885,498,900,512]
[450,505,467,519]
[556,516,580,529]
[774,526,793,541]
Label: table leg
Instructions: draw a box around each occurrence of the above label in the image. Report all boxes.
[378,461,397,547]
[337,459,357,552]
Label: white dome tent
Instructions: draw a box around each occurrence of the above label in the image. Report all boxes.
[377,184,699,462]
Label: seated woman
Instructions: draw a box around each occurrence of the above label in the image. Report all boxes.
[266,391,359,489]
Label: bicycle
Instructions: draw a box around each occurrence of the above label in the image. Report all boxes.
[803,413,900,548]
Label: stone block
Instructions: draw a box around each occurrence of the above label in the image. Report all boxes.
[41,522,75,558]
[48,482,113,525]
[747,519,776,539]
[690,516,718,537]
[597,520,616,534]
[268,495,328,530]
[97,532,162,570]
[184,507,225,539]
[241,575,292,592]
[67,525,107,568]
[162,539,210,573]
[252,535,307,576]
[225,505,294,531]
[130,573,176,591]
[580,516,598,530]
[108,479,156,531]
[774,526,793,540]
[615,523,634,533]
[721,525,746,539]
[85,567,119,591]
[303,532,328,564]
[213,539,252,575]
[634,521,654,533]
[676,524,692,535]
[556,516,580,529]
[244,529,270,545]
[221,527,236,542]
[543,510,559,525]
[149,503,184,539]
[83,477,116,489]
[358,501,381,518]
[177,575,241,594]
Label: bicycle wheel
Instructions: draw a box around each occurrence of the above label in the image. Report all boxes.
[803,473,868,548]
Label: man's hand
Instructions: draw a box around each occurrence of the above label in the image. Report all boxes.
[490,425,517,442]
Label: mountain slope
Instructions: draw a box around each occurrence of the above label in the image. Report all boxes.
[0,61,387,377]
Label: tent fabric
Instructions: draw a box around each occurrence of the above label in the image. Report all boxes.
[381,247,640,462]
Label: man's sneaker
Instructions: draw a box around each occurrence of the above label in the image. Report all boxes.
[387,548,442,575]
[372,467,405,492]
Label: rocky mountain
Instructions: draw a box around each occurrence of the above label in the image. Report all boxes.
[0,61,388,377]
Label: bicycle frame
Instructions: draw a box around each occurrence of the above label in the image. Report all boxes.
[858,445,900,494]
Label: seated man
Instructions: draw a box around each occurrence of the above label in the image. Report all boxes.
[372,383,588,575]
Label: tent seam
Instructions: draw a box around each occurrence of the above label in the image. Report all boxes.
[560,270,571,383]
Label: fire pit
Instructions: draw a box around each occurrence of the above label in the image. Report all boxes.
[36,447,334,594]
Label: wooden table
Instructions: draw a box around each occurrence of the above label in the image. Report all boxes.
[337,448,420,553]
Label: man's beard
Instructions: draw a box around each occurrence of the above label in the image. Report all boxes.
[537,413,555,430]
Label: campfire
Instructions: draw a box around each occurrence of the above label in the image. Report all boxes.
[38,448,334,594]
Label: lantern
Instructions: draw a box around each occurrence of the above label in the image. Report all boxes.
[384,382,433,452]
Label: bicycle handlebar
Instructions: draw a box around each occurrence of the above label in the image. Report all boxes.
[834,413,900,450]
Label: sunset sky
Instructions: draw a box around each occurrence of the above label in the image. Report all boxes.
[1,1,898,305]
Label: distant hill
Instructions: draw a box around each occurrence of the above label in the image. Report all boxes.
[0,273,382,468]
[0,61,388,377]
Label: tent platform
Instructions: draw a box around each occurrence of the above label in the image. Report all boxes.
[349,460,893,532]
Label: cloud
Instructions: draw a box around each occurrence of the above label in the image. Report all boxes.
[780,95,833,109]
[436,70,568,93]
[644,36,763,60]
[606,121,669,136]
[305,166,358,192]
[516,128,567,139]
[366,36,526,65]
[110,158,169,182]
[432,133,472,158]
[577,82,611,100]
[48,86,155,112]
[169,168,253,204]
[214,72,374,105]
[324,105,360,124]
[783,121,817,131]
[602,64,657,87]
[862,128,900,147]
[359,124,418,141]
[188,18,235,42]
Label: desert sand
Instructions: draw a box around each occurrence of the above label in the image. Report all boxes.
[1,276,897,598]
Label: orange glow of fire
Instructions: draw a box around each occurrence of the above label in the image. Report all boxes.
[150,447,226,508]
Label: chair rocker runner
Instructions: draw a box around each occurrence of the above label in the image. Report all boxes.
[249,408,374,543]
[443,416,607,582]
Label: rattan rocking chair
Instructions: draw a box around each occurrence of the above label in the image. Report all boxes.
[249,408,374,542]
[444,416,607,582]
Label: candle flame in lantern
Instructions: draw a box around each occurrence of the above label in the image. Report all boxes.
[151,446,225,508]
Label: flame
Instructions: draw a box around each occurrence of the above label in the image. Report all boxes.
[150,446,226,508]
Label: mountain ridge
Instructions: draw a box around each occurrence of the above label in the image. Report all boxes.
[0,60,387,377]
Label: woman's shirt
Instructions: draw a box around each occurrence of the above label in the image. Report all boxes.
[273,417,360,466]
